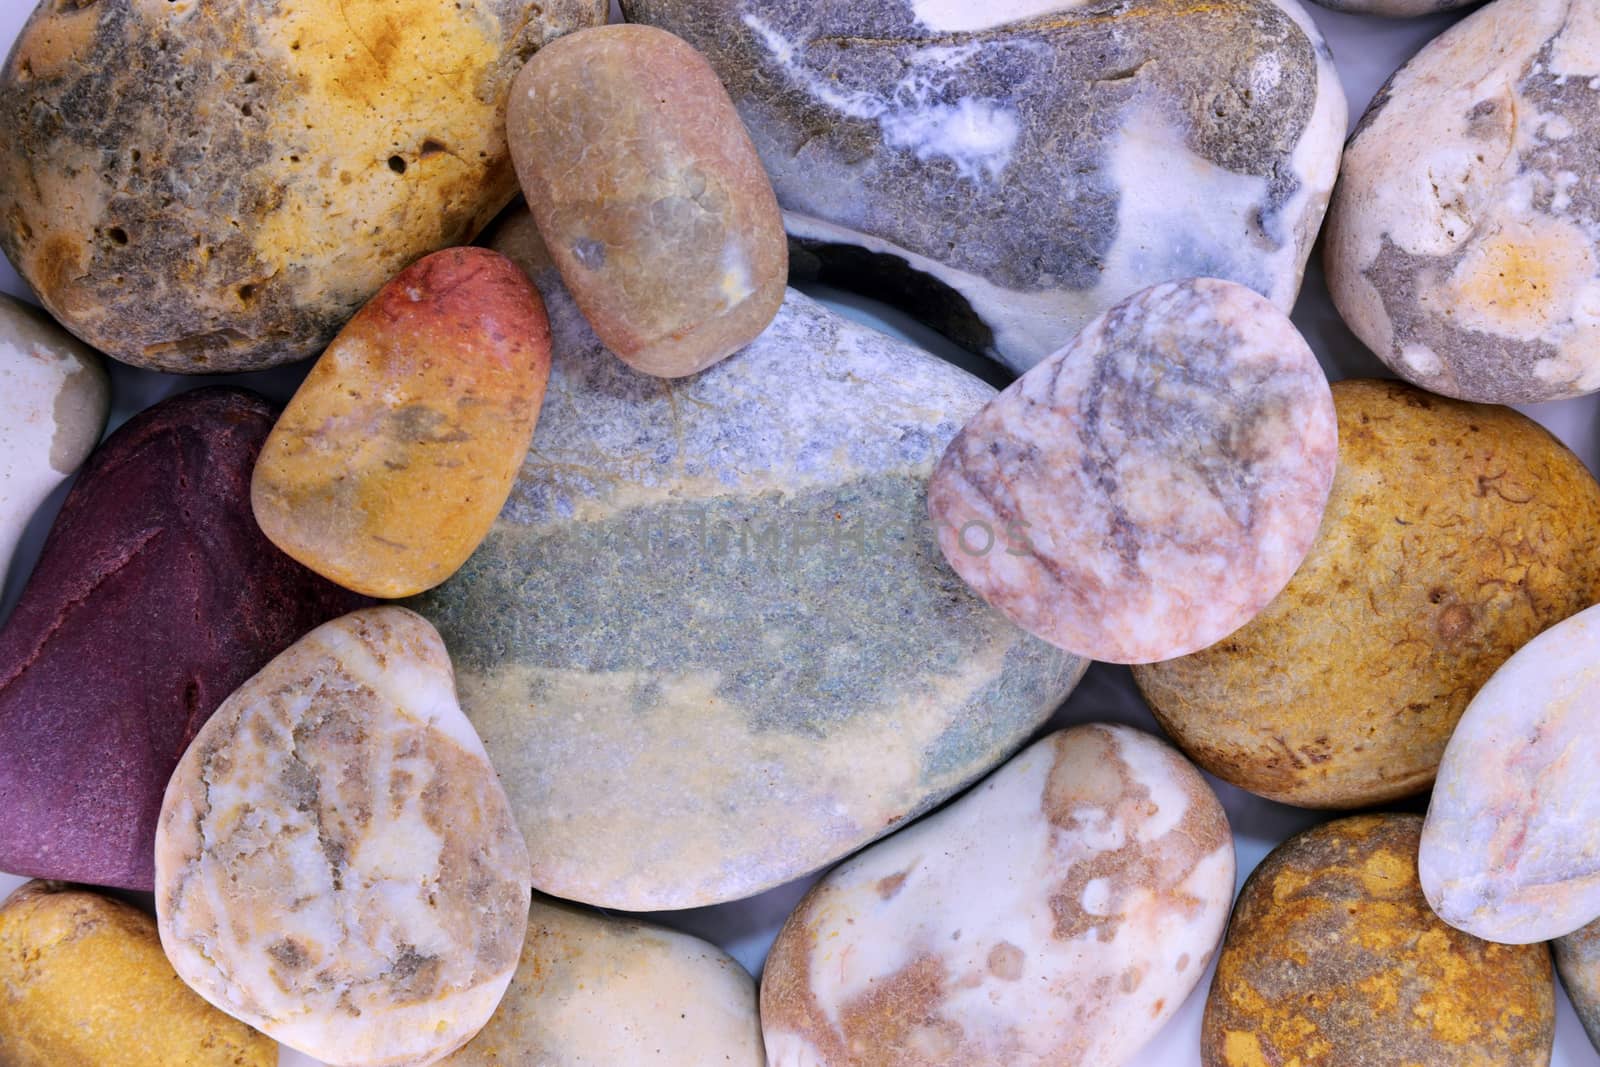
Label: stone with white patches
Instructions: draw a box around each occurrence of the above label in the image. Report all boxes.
[441,898,764,1066]
[1420,602,1600,944]
[928,279,1337,664]
[761,723,1234,1067]
[412,212,1086,911]
[506,24,786,378]
[155,607,533,1067]
[1327,0,1600,403]
[0,294,107,591]
[618,0,1346,375]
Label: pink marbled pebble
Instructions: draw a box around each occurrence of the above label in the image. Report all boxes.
[928,278,1337,664]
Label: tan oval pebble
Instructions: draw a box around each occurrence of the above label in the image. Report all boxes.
[0,880,274,1067]
[1326,0,1600,403]
[928,278,1337,663]
[761,723,1234,1067]
[443,897,764,1066]
[508,24,786,377]
[155,606,532,1067]
[1204,814,1554,1066]
[1135,379,1600,808]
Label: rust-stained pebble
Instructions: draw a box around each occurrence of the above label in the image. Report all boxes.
[155,607,532,1067]
[252,247,551,598]
[761,723,1234,1066]
[1203,814,1554,1066]
[507,24,786,377]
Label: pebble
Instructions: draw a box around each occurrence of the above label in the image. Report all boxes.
[1327,0,1600,402]
[156,606,531,1067]
[1555,917,1600,1055]
[1421,601,1600,944]
[252,247,551,598]
[761,724,1234,1067]
[0,388,366,891]
[0,880,275,1067]
[928,278,1337,664]
[1204,814,1554,1066]
[508,25,785,377]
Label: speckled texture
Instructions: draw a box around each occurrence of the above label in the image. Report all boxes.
[1203,814,1554,1066]
[0,292,108,589]
[508,24,786,378]
[620,0,1346,374]
[0,388,367,892]
[156,607,532,1067]
[0,880,275,1067]
[928,279,1337,664]
[1327,0,1600,403]
[1308,0,1476,14]
[1133,379,1600,808]
[252,248,550,598]
[442,897,764,1066]
[1420,602,1600,944]
[414,215,1086,910]
[0,0,604,373]
[762,724,1234,1067]
[1554,917,1600,1053]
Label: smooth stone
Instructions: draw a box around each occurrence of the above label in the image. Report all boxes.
[156,606,532,1067]
[761,723,1235,1067]
[0,293,108,590]
[1203,814,1555,1066]
[619,0,1346,374]
[0,0,604,373]
[0,881,276,1067]
[928,278,1337,664]
[415,215,1086,911]
[1421,602,1600,943]
[1133,379,1600,808]
[1555,917,1600,1054]
[0,388,367,891]
[441,897,764,1066]
[1308,0,1476,13]
[507,25,786,378]
[1326,0,1600,403]
[253,247,551,598]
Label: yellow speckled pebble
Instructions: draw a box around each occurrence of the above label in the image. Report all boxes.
[0,880,274,1067]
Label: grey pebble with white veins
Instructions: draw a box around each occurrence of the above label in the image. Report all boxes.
[410,212,1086,912]
[619,0,1347,374]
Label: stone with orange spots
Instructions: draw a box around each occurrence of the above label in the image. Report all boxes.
[507,25,786,378]
[155,607,533,1067]
[441,897,763,1066]
[1326,0,1600,403]
[1134,379,1600,809]
[0,0,604,373]
[761,723,1234,1067]
[0,880,275,1067]
[1203,814,1554,1066]
[252,247,551,598]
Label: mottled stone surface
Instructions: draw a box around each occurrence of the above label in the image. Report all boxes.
[0,388,366,891]
[0,293,108,588]
[928,279,1337,664]
[762,724,1234,1067]
[1204,815,1554,1066]
[0,0,604,372]
[1555,917,1600,1053]
[253,248,550,598]
[443,897,764,1065]
[416,222,1085,910]
[1421,602,1600,944]
[620,0,1346,374]
[1327,0,1600,403]
[0,881,275,1067]
[1134,379,1600,808]
[1309,0,1476,14]
[156,607,532,1067]
[508,25,785,378]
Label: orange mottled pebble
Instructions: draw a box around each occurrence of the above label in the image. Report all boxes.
[252,247,551,598]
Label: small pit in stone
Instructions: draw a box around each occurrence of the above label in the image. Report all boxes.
[388,155,408,174]
[107,227,129,246]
